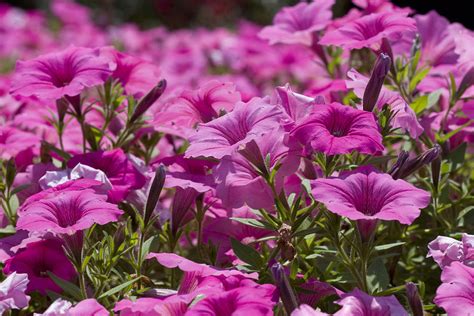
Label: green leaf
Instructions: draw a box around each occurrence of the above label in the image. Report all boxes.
[10,184,31,196]
[0,226,16,234]
[410,95,428,115]
[230,217,275,230]
[457,206,474,220]
[409,66,431,92]
[230,237,263,268]
[98,276,141,299]
[374,242,405,251]
[48,271,83,301]
[367,258,390,292]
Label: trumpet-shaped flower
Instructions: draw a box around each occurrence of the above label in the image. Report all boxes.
[10,46,113,101]
[428,234,474,269]
[335,288,408,315]
[0,272,30,314]
[291,102,384,155]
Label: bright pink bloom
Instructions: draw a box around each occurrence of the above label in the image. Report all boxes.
[68,149,147,202]
[291,102,384,155]
[3,239,76,295]
[352,0,411,14]
[185,98,283,159]
[155,80,241,130]
[258,0,335,46]
[35,299,73,316]
[0,272,30,314]
[214,130,300,210]
[319,12,416,50]
[100,47,161,98]
[185,286,275,316]
[275,84,321,126]
[10,46,113,101]
[68,299,109,316]
[346,69,423,138]
[428,234,474,269]
[434,262,474,315]
[0,126,40,170]
[161,155,215,193]
[334,288,408,315]
[291,304,326,316]
[312,165,430,224]
[114,296,190,316]
[17,188,122,235]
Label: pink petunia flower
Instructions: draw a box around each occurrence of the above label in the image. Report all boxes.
[434,262,474,315]
[319,12,416,50]
[0,272,30,314]
[3,239,76,295]
[0,126,40,171]
[258,0,335,46]
[68,149,147,203]
[312,166,430,237]
[428,234,474,269]
[346,69,423,138]
[291,102,384,156]
[334,288,408,315]
[35,298,108,316]
[16,187,122,235]
[154,80,241,132]
[10,46,114,101]
[114,296,190,316]
[185,97,284,159]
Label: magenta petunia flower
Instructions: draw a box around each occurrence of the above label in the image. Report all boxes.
[275,84,321,127]
[334,288,408,315]
[258,0,334,46]
[155,80,241,130]
[114,296,190,316]
[68,149,147,202]
[214,130,301,210]
[428,234,474,269]
[10,46,114,101]
[346,69,424,138]
[291,102,384,155]
[319,12,416,50]
[17,188,122,235]
[0,126,40,171]
[185,97,284,159]
[68,299,109,316]
[434,262,474,315]
[3,239,76,295]
[0,272,30,314]
[186,286,276,316]
[312,165,430,228]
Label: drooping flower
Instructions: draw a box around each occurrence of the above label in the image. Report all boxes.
[334,288,408,315]
[258,0,335,46]
[214,129,300,210]
[17,187,122,235]
[312,166,430,237]
[428,234,474,269]
[434,262,474,315]
[0,272,30,314]
[185,97,283,159]
[3,239,76,294]
[67,149,147,202]
[155,80,241,131]
[346,69,424,138]
[10,46,114,101]
[319,12,416,50]
[291,102,384,155]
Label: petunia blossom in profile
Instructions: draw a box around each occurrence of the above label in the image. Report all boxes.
[3,239,76,295]
[434,262,474,315]
[10,46,114,101]
[291,102,384,156]
[16,188,123,235]
[0,272,30,314]
[185,97,283,159]
[34,298,108,316]
[319,12,416,50]
[258,0,335,46]
[312,165,430,238]
[334,288,408,315]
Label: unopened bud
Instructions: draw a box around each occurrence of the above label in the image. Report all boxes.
[56,98,68,122]
[405,282,424,316]
[144,165,166,225]
[130,79,167,124]
[271,263,298,314]
[390,145,441,180]
[363,53,391,112]
[457,67,474,100]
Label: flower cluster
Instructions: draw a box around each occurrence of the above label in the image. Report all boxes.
[0,0,473,315]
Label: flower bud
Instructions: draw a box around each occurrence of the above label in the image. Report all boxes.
[457,67,474,100]
[363,53,391,112]
[144,165,166,225]
[56,98,69,123]
[130,79,167,124]
[271,263,298,314]
[171,187,198,236]
[405,282,424,316]
[391,145,441,180]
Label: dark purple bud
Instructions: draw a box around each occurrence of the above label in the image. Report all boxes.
[394,145,441,180]
[271,263,298,314]
[457,67,474,100]
[144,165,166,225]
[130,79,167,124]
[388,151,410,180]
[171,187,198,236]
[405,282,424,316]
[56,98,68,122]
[65,94,82,117]
[431,155,441,193]
[363,53,391,112]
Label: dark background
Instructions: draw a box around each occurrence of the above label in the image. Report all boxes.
[4,0,473,30]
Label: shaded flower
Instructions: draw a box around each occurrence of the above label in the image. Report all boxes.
[258,0,335,46]
[291,102,384,155]
[17,187,122,235]
[334,288,408,315]
[0,272,30,314]
[3,239,76,294]
[319,12,416,50]
[10,46,113,101]
[434,262,474,315]
[185,97,283,159]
